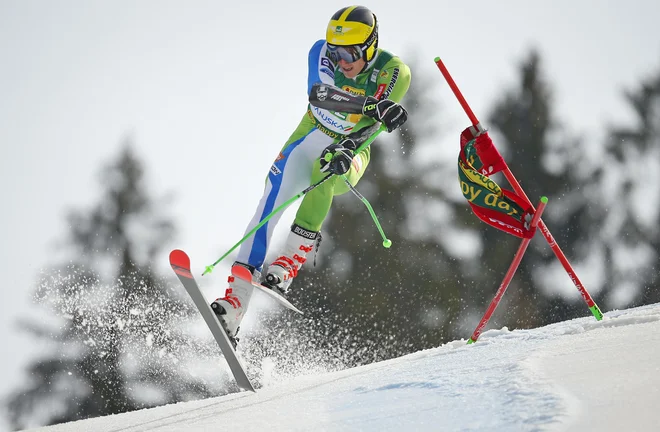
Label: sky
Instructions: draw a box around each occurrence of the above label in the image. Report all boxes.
[19,302,660,431]
[1,0,660,429]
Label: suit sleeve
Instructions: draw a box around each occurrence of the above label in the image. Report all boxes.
[307,40,336,95]
[372,59,411,103]
[349,58,412,135]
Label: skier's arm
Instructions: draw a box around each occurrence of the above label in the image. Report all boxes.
[307,40,336,95]
[372,58,412,104]
[316,58,412,133]
[309,83,368,113]
[358,58,411,132]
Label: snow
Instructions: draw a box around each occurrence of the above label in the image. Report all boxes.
[24,304,660,432]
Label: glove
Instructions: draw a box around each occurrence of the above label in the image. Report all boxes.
[362,97,408,132]
[320,139,356,175]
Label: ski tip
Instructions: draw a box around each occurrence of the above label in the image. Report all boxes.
[169,249,191,270]
[231,264,253,282]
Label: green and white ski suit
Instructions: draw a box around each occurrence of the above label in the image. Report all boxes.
[236,39,411,270]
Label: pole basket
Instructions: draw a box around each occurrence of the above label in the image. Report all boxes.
[433,57,603,343]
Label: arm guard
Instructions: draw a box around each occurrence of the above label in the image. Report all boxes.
[308,83,367,114]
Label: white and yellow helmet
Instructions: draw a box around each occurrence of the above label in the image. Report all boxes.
[326,6,379,62]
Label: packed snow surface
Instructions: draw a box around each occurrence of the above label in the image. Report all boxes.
[26,303,660,432]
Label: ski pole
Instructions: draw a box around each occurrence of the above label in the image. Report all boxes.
[434,56,603,321]
[203,125,387,276]
[341,176,392,248]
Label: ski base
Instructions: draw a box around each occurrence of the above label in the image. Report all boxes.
[169,249,255,392]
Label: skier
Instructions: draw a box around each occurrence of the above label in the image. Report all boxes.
[211,5,411,344]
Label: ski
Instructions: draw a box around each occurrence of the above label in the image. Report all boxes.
[169,249,255,393]
[231,265,303,315]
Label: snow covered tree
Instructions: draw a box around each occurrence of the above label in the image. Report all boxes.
[6,142,214,430]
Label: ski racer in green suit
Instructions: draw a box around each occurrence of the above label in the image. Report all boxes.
[212,5,412,342]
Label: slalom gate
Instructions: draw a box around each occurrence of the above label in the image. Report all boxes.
[433,57,603,343]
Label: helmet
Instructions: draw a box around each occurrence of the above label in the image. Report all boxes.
[326,6,379,62]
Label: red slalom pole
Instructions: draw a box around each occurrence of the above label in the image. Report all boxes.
[468,197,548,343]
[434,56,603,322]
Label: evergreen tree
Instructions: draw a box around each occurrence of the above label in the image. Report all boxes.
[595,66,660,307]
[485,49,599,326]
[7,143,215,430]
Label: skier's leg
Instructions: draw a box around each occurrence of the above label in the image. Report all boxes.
[264,147,371,292]
[213,124,333,335]
[235,127,334,269]
[294,146,371,231]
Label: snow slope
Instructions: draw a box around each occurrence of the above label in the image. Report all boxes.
[24,304,660,432]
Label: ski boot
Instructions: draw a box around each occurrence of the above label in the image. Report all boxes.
[263,224,320,295]
[210,262,259,349]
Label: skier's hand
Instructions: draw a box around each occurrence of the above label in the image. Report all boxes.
[320,139,356,175]
[362,97,408,132]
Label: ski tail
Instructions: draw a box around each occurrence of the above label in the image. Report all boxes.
[232,264,303,314]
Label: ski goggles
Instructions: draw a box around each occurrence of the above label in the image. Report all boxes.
[327,44,363,63]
